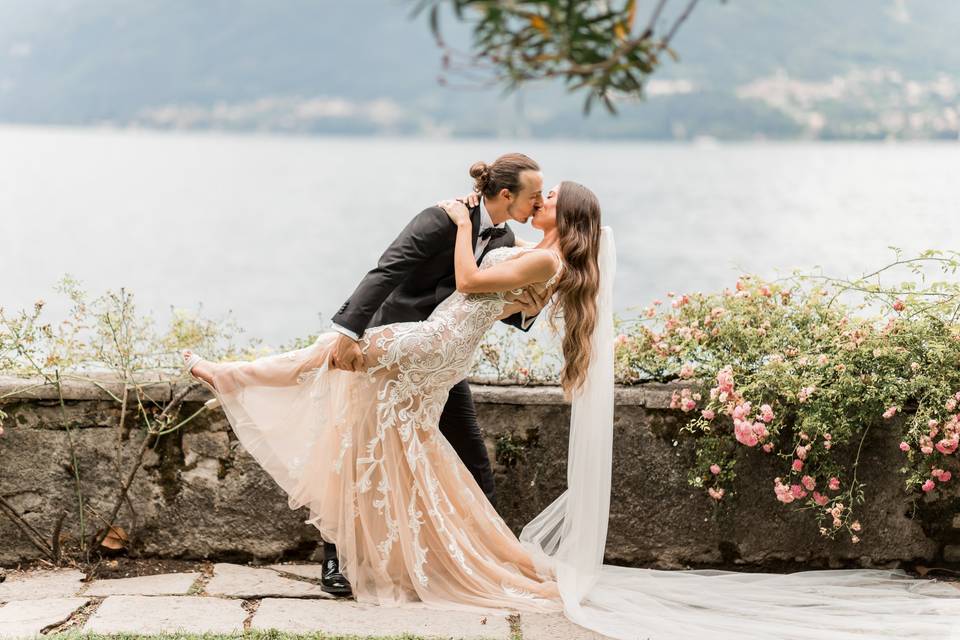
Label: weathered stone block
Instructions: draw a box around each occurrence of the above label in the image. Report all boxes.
[83,595,245,634]
[0,597,88,637]
[205,563,329,598]
[0,570,84,601]
[252,598,510,638]
[182,431,231,464]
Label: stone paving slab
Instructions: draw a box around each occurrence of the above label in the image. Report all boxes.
[82,572,201,597]
[206,563,330,598]
[268,563,326,581]
[0,597,88,638]
[521,612,614,640]
[0,570,85,602]
[83,595,246,634]
[252,598,510,639]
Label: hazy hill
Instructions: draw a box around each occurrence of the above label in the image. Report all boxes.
[1,0,957,139]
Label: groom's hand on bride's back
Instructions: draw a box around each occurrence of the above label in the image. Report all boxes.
[328,333,364,372]
[516,287,548,317]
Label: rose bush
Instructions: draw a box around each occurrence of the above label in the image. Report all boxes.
[614,250,960,543]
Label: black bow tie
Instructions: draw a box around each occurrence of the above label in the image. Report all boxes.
[479,226,507,241]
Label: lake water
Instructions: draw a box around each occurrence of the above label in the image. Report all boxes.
[2,125,958,346]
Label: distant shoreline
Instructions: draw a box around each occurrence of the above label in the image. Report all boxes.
[1,122,958,145]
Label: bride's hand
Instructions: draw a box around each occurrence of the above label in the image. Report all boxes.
[437,199,471,226]
[462,191,480,208]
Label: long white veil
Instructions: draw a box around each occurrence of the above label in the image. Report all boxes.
[519,226,960,639]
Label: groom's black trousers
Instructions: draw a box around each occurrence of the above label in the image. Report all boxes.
[437,379,498,508]
[323,378,497,562]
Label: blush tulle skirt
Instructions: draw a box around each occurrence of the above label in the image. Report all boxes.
[206,330,562,612]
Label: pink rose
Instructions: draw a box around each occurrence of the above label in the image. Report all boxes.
[899,441,910,452]
[790,484,807,499]
[946,398,957,412]
[812,491,829,506]
[922,479,936,492]
[734,419,759,447]
[933,469,953,483]
[774,479,795,504]
[679,363,695,379]
[791,459,804,472]
[762,443,774,453]
[752,422,769,439]
[710,464,721,475]
[708,487,725,500]
[801,475,816,491]
[828,477,840,491]
[732,402,752,420]
[935,437,959,455]
[882,406,898,420]
[759,285,772,297]
[893,299,905,312]
[759,404,774,423]
[701,409,716,421]
[716,366,735,393]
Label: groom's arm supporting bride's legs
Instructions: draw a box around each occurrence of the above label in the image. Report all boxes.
[328,206,458,372]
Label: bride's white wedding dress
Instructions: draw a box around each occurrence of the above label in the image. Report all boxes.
[201,229,960,639]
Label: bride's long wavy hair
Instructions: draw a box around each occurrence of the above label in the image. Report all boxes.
[549,181,602,397]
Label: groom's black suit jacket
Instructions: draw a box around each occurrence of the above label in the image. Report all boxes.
[332,203,534,335]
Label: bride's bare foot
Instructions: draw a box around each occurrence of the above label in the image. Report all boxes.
[182,349,218,389]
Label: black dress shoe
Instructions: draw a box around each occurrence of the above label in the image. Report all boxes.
[321,557,353,597]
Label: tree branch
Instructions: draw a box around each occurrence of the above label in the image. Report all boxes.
[643,0,670,39]
[0,495,55,560]
[660,0,700,49]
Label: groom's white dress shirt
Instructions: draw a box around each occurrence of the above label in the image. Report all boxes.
[473,198,505,261]
[332,199,525,341]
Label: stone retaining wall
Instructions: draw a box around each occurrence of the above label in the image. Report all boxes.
[2,375,958,569]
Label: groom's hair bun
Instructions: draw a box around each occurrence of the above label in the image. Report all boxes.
[470,153,540,198]
[469,161,491,194]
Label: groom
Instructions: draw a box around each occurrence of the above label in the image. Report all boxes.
[320,152,546,596]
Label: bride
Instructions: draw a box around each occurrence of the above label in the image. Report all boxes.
[183,182,960,639]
